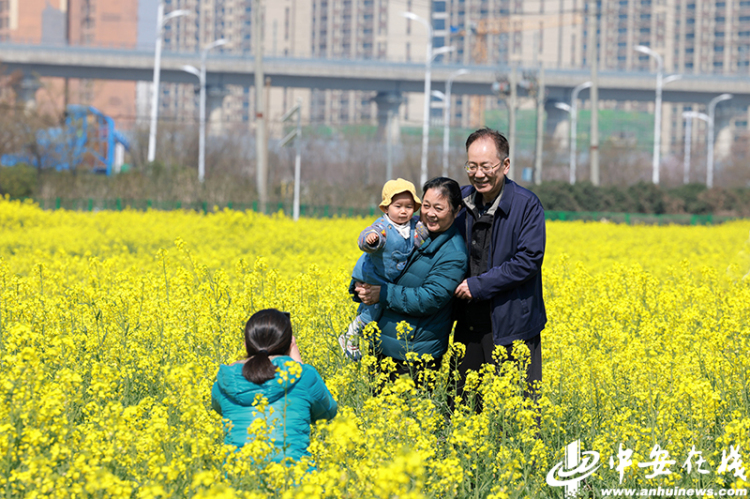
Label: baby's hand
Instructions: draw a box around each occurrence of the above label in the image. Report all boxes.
[365,233,379,245]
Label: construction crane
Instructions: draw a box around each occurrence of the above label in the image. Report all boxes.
[454,12,583,127]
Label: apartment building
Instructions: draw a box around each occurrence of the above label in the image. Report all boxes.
[437,0,749,159]
[4,0,744,158]
[0,0,138,125]
[306,0,429,126]
[152,0,430,134]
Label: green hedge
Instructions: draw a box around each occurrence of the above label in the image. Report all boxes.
[528,182,750,217]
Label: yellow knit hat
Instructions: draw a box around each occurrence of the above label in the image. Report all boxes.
[379,178,422,213]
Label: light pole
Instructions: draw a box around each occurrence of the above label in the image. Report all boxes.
[707,93,733,188]
[147,4,190,164]
[554,81,591,185]
[634,45,682,185]
[255,0,268,212]
[182,38,227,183]
[443,69,470,177]
[681,110,709,185]
[280,99,302,221]
[402,11,454,186]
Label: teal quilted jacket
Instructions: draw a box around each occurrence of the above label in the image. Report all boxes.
[375,224,467,360]
[211,356,337,462]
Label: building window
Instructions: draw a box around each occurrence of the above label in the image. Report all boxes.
[284,7,289,41]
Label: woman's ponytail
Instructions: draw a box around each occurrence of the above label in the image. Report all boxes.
[242,309,293,384]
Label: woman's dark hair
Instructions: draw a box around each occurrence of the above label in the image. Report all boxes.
[242,308,293,384]
[423,177,463,213]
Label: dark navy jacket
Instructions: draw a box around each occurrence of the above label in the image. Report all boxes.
[454,178,547,345]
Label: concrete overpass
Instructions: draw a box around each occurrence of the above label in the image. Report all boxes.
[2,42,748,159]
[2,43,750,106]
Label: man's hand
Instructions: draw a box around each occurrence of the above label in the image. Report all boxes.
[365,233,379,245]
[354,282,381,305]
[454,279,473,300]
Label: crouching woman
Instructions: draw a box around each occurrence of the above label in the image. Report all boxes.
[211,308,338,462]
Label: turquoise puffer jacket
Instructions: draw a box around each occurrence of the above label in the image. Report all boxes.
[375,224,468,360]
[211,356,337,462]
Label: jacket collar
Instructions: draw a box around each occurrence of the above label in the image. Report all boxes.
[462,177,515,216]
[420,223,460,255]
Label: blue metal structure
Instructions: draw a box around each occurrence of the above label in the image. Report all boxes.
[1,105,130,175]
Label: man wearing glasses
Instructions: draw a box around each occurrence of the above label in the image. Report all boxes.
[453,127,546,407]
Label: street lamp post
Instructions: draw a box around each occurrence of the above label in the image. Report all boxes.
[442,69,470,177]
[280,99,303,221]
[148,3,190,164]
[634,45,682,185]
[402,11,454,186]
[182,38,227,183]
[707,93,733,188]
[554,81,591,185]
[681,110,709,185]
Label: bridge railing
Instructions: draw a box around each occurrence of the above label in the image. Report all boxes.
[22,197,743,225]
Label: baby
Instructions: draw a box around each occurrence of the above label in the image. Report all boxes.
[339,178,428,360]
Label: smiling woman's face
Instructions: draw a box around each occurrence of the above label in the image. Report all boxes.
[420,188,456,234]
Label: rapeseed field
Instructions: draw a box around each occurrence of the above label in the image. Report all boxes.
[0,198,749,498]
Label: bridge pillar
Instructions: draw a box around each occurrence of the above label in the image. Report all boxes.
[373,91,403,143]
[206,85,231,136]
[714,107,735,162]
[545,99,570,148]
[14,75,43,112]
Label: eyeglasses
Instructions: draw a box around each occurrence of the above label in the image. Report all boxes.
[464,161,503,174]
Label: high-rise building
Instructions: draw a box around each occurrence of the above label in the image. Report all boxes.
[153,0,429,134]
[308,0,430,125]
[5,0,744,162]
[439,0,749,161]
[1,0,139,126]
